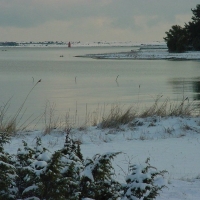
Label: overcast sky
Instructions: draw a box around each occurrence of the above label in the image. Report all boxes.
[0,0,199,42]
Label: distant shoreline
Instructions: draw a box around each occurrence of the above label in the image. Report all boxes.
[1,42,199,61]
[0,41,166,48]
[76,50,200,61]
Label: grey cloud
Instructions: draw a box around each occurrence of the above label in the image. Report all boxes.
[0,1,104,27]
[0,0,199,29]
[102,0,199,29]
[0,1,50,27]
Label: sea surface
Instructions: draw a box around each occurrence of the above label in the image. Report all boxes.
[0,46,200,129]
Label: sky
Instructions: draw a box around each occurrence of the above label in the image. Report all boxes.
[0,0,199,43]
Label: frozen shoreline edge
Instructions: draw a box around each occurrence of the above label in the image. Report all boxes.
[75,50,200,61]
[76,55,200,61]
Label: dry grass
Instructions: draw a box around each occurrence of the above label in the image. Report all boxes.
[0,80,41,135]
[0,92,199,134]
[0,97,16,134]
[139,96,197,118]
[40,96,199,131]
[98,96,199,129]
[43,102,61,135]
[100,105,137,129]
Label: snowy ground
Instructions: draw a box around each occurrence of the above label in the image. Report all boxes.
[78,49,200,61]
[4,116,200,199]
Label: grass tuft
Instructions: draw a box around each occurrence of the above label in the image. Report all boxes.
[98,96,199,129]
[0,80,41,135]
[100,105,137,129]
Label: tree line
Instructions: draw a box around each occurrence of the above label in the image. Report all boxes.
[164,4,200,52]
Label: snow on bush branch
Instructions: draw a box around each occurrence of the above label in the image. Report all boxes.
[0,131,167,200]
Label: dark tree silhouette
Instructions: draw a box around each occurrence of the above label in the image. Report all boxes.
[164,25,188,52]
[164,4,200,52]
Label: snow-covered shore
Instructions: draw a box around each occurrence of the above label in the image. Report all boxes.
[4,116,200,199]
[77,49,200,61]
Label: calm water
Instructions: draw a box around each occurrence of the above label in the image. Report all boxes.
[0,46,200,128]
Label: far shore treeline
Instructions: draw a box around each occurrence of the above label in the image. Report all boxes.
[164,4,200,53]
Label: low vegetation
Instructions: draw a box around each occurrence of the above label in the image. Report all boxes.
[0,80,42,135]
[99,96,198,129]
[0,130,167,200]
[0,93,198,135]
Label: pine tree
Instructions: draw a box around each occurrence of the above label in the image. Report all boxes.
[164,25,188,52]
[20,137,51,199]
[81,152,122,200]
[14,133,84,200]
[123,158,167,200]
[36,150,68,200]
[59,132,84,199]
[164,4,200,51]
[34,133,84,200]
[191,4,200,22]
[0,132,17,200]
[15,140,38,199]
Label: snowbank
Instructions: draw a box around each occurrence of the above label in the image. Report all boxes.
[4,116,200,199]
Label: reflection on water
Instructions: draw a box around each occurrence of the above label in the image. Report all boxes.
[168,77,200,100]
[193,80,200,100]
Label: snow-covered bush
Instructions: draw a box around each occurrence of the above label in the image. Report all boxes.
[15,140,40,199]
[0,132,167,200]
[81,152,122,200]
[122,158,167,200]
[15,134,84,200]
[58,132,84,199]
[36,150,70,200]
[0,132,17,199]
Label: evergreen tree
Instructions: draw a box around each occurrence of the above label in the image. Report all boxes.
[123,158,166,200]
[21,137,51,199]
[61,129,83,161]
[191,4,200,22]
[59,132,84,199]
[81,152,122,200]
[164,4,200,52]
[34,133,84,200]
[164,25,188,52]
[0,132,17,200]
[15,140,37,199]
[14,134,84,200]
[185,4,200,50]
[36,150,68,200]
